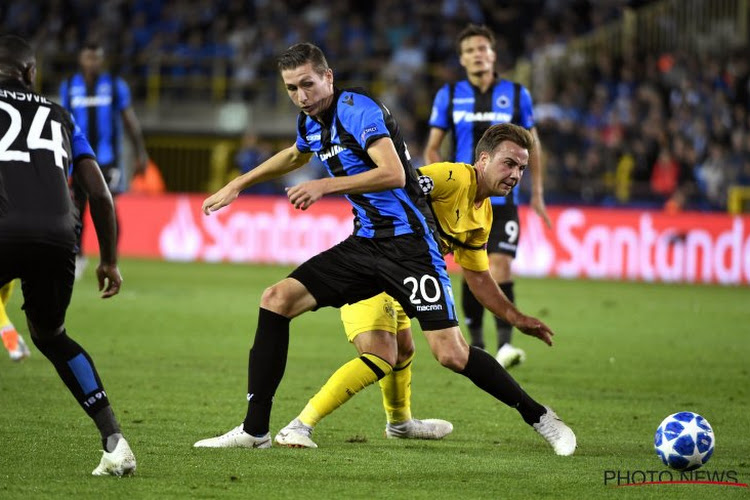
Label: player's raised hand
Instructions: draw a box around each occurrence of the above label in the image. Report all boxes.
[202,183,240,215]
[96,263,122,298]
[515,314,554,346]
[286,179,327,210]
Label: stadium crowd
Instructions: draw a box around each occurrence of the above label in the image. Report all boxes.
[2,0,748,210]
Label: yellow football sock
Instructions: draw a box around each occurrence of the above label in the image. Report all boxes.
[298,353,393,428]
[0,280,15,328]
[380,352,415,424]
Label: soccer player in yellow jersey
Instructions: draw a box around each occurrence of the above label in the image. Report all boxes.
[1,281,31,361]
[275,123,576,455]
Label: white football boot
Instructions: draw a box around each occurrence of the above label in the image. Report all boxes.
[533,406,577,456]
[275,419,318,448]
[194,424,271,449]
[92,438,136,476]
[495,344,526,369]
[385,418,454,440]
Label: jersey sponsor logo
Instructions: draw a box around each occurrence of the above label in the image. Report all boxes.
[0,89,50,104]
[306,133,321,142]
[453,111,512,123]
[318,144,345,161]
[415,303,443,312]
[418,175,434,195]
[70,95,113,108]
[452,97,475,104]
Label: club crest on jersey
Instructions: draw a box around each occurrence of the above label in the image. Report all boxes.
[496,95,511,107]
[418,175,434,195]
[318,144,345,161]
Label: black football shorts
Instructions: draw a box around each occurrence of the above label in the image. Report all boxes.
[487,204,520,258]
[0,242,75,332]
[290,233,459,331]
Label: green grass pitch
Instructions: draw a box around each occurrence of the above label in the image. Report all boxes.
[1,258,748,499]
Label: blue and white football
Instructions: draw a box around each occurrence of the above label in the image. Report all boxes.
[654,411,715,471]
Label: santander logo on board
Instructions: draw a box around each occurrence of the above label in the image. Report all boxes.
[150,195,750,285]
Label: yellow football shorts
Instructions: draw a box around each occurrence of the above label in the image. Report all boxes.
[340,292,411,342]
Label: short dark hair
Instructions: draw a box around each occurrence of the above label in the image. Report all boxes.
[475,123,534,160]
[277,42,329,75]
[0,34,35,71]
[456,24,496,54]
[81,41,104,53]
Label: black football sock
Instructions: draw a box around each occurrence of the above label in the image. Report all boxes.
[31,330,111,418]
[460,346,545,425]
[93,406,122,450]
[495,281,515,348]
[243,308,291,436]
[462,279,485,349]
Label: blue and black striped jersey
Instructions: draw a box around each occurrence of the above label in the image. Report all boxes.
[429,78,535,206]
[296,87,432,238]
[60,73,130,189]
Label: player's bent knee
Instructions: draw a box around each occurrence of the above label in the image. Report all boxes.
[433,349,467,372]
[259,279,315,318]
[25,318,64,344]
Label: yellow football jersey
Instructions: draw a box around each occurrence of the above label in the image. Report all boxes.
[340,161,491,341]
[417,162,492,272]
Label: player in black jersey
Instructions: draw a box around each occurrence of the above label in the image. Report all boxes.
[425,24,552,368]
[0,35,135,476]
[193,43,574,457]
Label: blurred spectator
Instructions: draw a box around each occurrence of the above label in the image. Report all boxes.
[2,0,747,210]
[695,141,730,209]
[650,146,680,200]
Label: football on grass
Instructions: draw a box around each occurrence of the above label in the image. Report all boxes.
[654,411,714,471]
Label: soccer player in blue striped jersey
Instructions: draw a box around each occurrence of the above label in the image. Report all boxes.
[60,42,148,277]
[425,24,552,368]
[194,43,558,452]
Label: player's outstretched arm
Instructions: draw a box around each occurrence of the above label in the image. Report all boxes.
[202,145,312,215]
[72,157,122,298]
[463,268,554,346]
